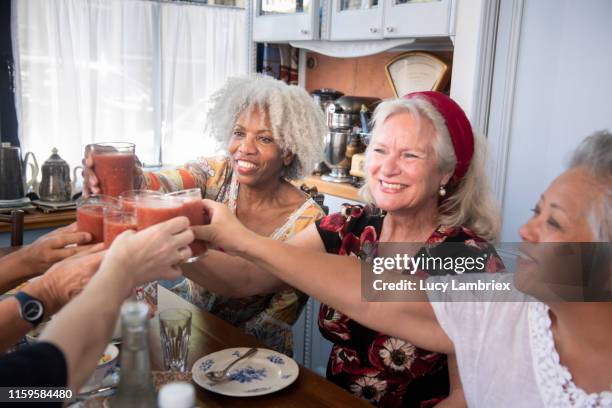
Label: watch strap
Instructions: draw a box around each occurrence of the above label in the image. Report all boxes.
[14,291,45,327]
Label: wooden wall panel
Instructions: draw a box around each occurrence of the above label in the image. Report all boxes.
[304,51,452,99]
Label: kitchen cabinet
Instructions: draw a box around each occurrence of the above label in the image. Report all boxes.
[328,0,383,40]
[252,0,453,43]
[328,0,453,41]
[252,0,320,41]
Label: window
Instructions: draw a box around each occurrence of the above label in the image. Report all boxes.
[12,0,248,170]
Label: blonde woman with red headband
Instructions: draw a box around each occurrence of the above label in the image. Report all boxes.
[186,92,504,407]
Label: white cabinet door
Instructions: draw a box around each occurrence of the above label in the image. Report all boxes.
[383,0,453,38]
[252,0,320,41]
[329,0,384,40]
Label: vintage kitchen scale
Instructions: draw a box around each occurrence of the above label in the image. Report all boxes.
[349,51,451,179]
[384,51,450,97]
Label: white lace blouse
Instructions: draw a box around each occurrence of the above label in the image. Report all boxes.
[430,297,612,407]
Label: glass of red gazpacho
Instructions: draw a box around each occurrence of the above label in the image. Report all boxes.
[76,195,118,244]
[119,189,162,212]
[165,188,208,257]
[134,195,184,313]
[103,208,137,249]
[90,142,136,197]
[135,195,184,230]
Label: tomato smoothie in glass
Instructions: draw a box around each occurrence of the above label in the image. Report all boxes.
[76,195,117,244]
[134,195,183,314]
[90,142,136,197]
[119,189,162,212]
[103,209,137,249]
[166,188,208,256]
[135,196,184,230]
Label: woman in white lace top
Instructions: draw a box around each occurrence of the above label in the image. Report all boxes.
[192,130,612,407]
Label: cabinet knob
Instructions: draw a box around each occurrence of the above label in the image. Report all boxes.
[300,29,309,35]
[369,27,378,33]
[385,26,395,33]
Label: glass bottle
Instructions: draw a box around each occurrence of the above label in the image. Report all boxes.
[112,301,156,407]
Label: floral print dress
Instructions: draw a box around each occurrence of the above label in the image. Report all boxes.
[315,205,504,407]
[140,156,325,356]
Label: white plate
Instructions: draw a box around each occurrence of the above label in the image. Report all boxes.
[192,347,299,397]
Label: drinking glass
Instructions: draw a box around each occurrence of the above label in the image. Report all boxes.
[103,208,137,249]
[135,196,183,231]
[134,195,183,313]
[165,188,208,257]
[76,195,118,244]
[159,308,192,372]
[90,142,136,197]
[119,189,162,212]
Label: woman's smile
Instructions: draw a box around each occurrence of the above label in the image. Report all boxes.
[378,180,409,193]
[235,159,259,175]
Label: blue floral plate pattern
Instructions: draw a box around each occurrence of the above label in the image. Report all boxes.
[192,347,299,397]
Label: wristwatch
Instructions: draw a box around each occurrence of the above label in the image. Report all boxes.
[14,291,45,327]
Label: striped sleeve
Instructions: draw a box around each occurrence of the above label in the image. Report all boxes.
[139,155,232,196]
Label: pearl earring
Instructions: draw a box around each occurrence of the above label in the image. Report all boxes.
[439,185,447,197]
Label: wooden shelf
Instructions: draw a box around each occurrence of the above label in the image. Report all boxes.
[0,210,76,233]
[294,175,364,202]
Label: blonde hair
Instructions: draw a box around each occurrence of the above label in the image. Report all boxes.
[359,98,501,242]
[205,74,326,180]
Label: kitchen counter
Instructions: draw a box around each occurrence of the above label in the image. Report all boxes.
[294,176,363,202]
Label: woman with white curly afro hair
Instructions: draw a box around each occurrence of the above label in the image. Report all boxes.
[206,74,326,181]
[84,74,328,356]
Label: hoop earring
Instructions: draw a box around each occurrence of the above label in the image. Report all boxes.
[439,185,447,197]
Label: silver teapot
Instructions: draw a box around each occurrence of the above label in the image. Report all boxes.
[38,148,74,202]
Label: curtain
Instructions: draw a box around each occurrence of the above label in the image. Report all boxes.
[12,0,247,170]
[160,3,247,164]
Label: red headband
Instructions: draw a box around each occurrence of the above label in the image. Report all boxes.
[403,91,474,183]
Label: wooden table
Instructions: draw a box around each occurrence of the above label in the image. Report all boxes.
[150,287,369,407]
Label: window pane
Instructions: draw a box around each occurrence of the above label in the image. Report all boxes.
[394,0,441,4]
[340,0,378,11]
[260,0,310,15]
[13,0,157,168]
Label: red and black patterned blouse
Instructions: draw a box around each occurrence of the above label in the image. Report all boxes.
[315,205,505,407]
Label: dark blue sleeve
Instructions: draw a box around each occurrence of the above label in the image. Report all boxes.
[0,341,67,387]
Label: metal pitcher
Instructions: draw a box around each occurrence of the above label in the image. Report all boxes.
[0,143,39,200]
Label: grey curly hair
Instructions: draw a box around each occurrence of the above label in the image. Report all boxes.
[360,97,501,242]
[569,130,612,242]
[205,75,326,180]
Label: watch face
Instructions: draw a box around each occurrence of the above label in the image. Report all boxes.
[22,299,44,322]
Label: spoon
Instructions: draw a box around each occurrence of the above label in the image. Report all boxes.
[205,347,258,383]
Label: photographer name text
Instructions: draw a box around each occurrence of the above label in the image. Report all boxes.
[372,279,512,292]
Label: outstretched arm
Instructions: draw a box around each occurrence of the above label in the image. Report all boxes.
[0,247,104,352]
[193,200,454,355]
[0,223,93,293]
[40,216,193,393]
[182,223,327,297]
[84,153,229,196]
